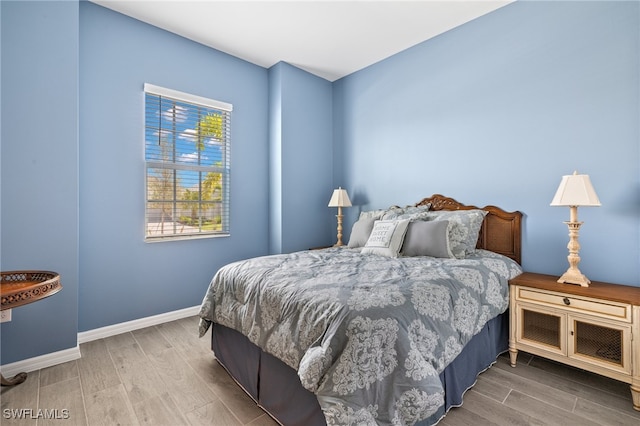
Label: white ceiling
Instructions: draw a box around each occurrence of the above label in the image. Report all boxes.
[91,0,514,82]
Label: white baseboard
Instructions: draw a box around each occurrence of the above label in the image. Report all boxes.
[78,305,201,344]
[1,305,201,375]
[1,345,81,377]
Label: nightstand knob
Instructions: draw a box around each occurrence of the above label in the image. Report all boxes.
[563,297,571,305]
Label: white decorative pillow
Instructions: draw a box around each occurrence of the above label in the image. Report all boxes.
[401,220,454,258]
[347,217,377,248]
[361,219,410,258]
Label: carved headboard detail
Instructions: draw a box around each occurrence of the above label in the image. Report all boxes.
[415,194,522,265]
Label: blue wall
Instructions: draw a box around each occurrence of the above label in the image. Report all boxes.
[1,1,79,363]
[268,62,335,253]
[78,2,272,331]
[334,0,639,286]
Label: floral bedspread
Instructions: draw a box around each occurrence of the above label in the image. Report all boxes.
[198,248,522,425]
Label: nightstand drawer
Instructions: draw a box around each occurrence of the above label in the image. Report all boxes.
[516,288,631,322]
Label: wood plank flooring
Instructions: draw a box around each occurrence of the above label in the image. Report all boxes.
[2,316,639,425]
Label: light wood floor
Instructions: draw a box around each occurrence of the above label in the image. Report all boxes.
[2,316,639,425]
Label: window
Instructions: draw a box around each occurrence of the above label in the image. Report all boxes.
[144,84,232,240]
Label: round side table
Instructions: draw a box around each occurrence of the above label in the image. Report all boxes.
[1,271,62,386]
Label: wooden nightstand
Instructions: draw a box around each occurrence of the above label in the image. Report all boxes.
[508,272,640,411]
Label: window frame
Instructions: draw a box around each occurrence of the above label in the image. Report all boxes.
[144,83,232,242]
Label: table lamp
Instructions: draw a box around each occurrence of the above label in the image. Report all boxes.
[328,187,351,246]
[550,171,601,286]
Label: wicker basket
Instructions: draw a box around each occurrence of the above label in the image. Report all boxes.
[1,270,61,310]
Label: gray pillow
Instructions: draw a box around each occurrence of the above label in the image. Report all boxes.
[401,220,453,258]
[424,209,488,258]
[347,217,377,248]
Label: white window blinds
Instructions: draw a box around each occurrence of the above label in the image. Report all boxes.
[144,84,232,240]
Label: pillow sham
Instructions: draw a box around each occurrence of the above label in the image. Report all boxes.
[347,217,377,248]
[358,209,386,221]
[380,206,405,220]
[361,219,410,258]
[424,209,487,258]
[401,220,453,258]
[401,204,432,215]
[382,204,431,221]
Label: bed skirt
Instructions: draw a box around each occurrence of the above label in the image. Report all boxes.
[211,311,509,425]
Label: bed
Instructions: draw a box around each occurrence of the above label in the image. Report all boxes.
[198,194,523,426]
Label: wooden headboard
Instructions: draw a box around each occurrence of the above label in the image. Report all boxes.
[414,194,522,265]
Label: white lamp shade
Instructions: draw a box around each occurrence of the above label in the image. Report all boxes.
[550,171,601,207]
[328,187,352,207]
